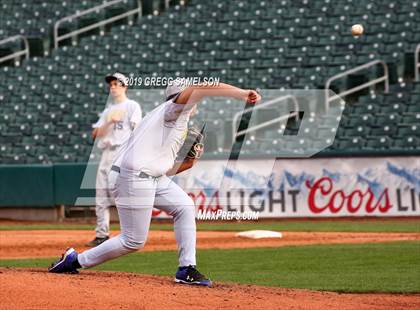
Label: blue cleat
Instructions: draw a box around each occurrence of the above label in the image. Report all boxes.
[175,265,212,287]
[48,248,79,273]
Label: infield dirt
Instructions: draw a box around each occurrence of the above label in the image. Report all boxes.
[2,228,420,309]
[1,230,419,259]
[1,268,419,310]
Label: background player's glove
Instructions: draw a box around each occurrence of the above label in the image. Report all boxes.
[177,124,206,160]
[107,109,125,123]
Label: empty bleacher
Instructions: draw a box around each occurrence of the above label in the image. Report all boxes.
[0,0,419,164]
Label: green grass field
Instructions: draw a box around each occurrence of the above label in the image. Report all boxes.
[1,241,419,293]
[1,219,420,232]
[2,220,419,293]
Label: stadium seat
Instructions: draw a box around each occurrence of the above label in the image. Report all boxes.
[1,0,420,163]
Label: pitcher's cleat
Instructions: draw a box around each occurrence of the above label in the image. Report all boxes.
[48,248,79,273]
[175,265,212,287]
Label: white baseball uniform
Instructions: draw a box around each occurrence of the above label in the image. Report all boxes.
[78,98,196,268]
[92,98,142,239]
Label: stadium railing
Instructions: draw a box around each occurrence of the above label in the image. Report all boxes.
[415,43,420,81]
[0,35,29,66]
[325,60,389,110]
[54,0,143,49]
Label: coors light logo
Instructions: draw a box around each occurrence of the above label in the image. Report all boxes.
[306,177,393,214]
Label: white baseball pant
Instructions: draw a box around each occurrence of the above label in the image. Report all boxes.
[94,147,119,239]
[78,167,196,268]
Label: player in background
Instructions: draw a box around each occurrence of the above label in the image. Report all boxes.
[86,72,142,247]
[49,79,260,287]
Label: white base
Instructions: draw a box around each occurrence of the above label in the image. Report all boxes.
[235,230,283,239]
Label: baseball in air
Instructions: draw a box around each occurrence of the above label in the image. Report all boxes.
[351,24,364,36]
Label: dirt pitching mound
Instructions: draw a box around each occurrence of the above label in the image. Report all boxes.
[1,230,420,259]
[1,268,419,310]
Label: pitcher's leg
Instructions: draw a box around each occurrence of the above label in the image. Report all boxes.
[78,177,155,268]
[78,205,153,268]
[155,176,196,267]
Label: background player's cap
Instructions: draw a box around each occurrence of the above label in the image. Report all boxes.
[105,72,129,86]
[166,78,188,100]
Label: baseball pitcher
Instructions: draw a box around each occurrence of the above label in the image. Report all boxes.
[86,72,142,247]
[49,79,261,287]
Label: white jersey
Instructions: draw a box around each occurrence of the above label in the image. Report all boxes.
[113,99,195,177]
[93,99,142,149]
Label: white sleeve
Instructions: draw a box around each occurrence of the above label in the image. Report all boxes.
[92,108,109,128]
[164,100,195,122]
[129,101,142,127]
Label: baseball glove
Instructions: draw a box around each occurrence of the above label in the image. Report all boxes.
[177,124,206,160]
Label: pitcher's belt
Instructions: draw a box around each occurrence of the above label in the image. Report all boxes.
[111,165,157,179]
